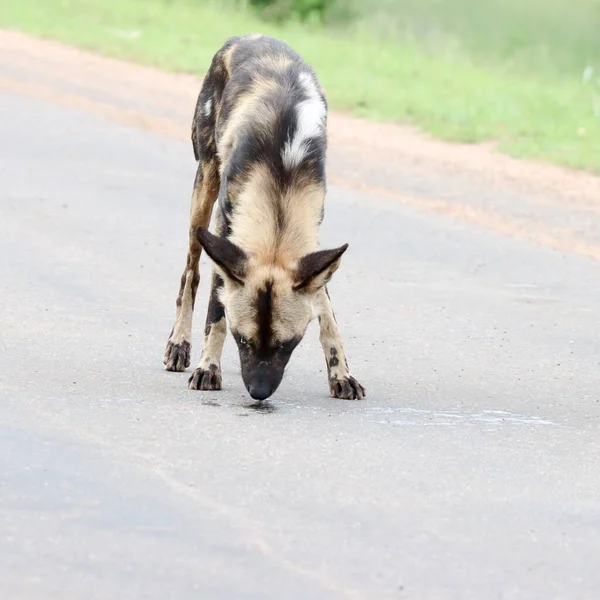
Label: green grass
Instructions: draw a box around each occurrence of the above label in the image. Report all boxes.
[1,0,599,172]
[353,0,600,78]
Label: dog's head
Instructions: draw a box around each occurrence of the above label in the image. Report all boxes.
[197,228,347,400]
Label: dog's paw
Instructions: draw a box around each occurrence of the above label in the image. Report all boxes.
[188,364,222,391]
[329,375,366,400]
[164,340,191,372]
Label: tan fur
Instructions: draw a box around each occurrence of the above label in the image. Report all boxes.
[170,269,195,345]
[217,76,279,170]
[218,263,313,347]
[315,289,346,373]
[221,44,238,78]
[228,163,324,264]
[198,316,227,369]
[259,53,294,73]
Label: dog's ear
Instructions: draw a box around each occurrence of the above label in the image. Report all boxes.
[196,228,247,284]
[293,244,348,292]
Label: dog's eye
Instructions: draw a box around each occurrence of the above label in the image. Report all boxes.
[278,339,297,353]
[240,336,250,347]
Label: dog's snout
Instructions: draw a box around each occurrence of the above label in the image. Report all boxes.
[249,375,273,401]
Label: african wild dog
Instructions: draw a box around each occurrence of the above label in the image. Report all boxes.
[163,34,365,401]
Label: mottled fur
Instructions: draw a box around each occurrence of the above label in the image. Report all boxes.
[164,34,364,401]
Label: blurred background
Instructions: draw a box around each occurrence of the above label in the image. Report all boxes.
[1,0,599,171]
[245,0,598,77]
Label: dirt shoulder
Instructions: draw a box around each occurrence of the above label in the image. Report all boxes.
[1,29,599,260]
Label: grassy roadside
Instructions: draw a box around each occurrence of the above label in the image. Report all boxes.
[1,0,599,173]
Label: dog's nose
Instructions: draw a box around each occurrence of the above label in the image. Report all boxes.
[248,375,272,401]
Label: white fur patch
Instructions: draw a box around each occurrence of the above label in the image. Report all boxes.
[204,98,212,118]
[281,72,326,170]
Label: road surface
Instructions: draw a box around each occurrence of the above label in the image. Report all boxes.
[1,31,599,599]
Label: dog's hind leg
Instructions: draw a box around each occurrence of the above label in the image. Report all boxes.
[163,158,220,371]
[316,287,366,400]
[163,38,240,373]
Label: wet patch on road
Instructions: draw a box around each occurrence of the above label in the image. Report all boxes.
[201,400,221,407]
[358,407,561,428]
[241,400,277,414]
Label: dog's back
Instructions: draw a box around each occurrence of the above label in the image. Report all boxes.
[193,35,328,264]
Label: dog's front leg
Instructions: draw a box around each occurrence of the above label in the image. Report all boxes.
[188,270,227,390]
[316,287,365,400]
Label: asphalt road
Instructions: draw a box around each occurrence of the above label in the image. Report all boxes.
[1,50,600,599]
